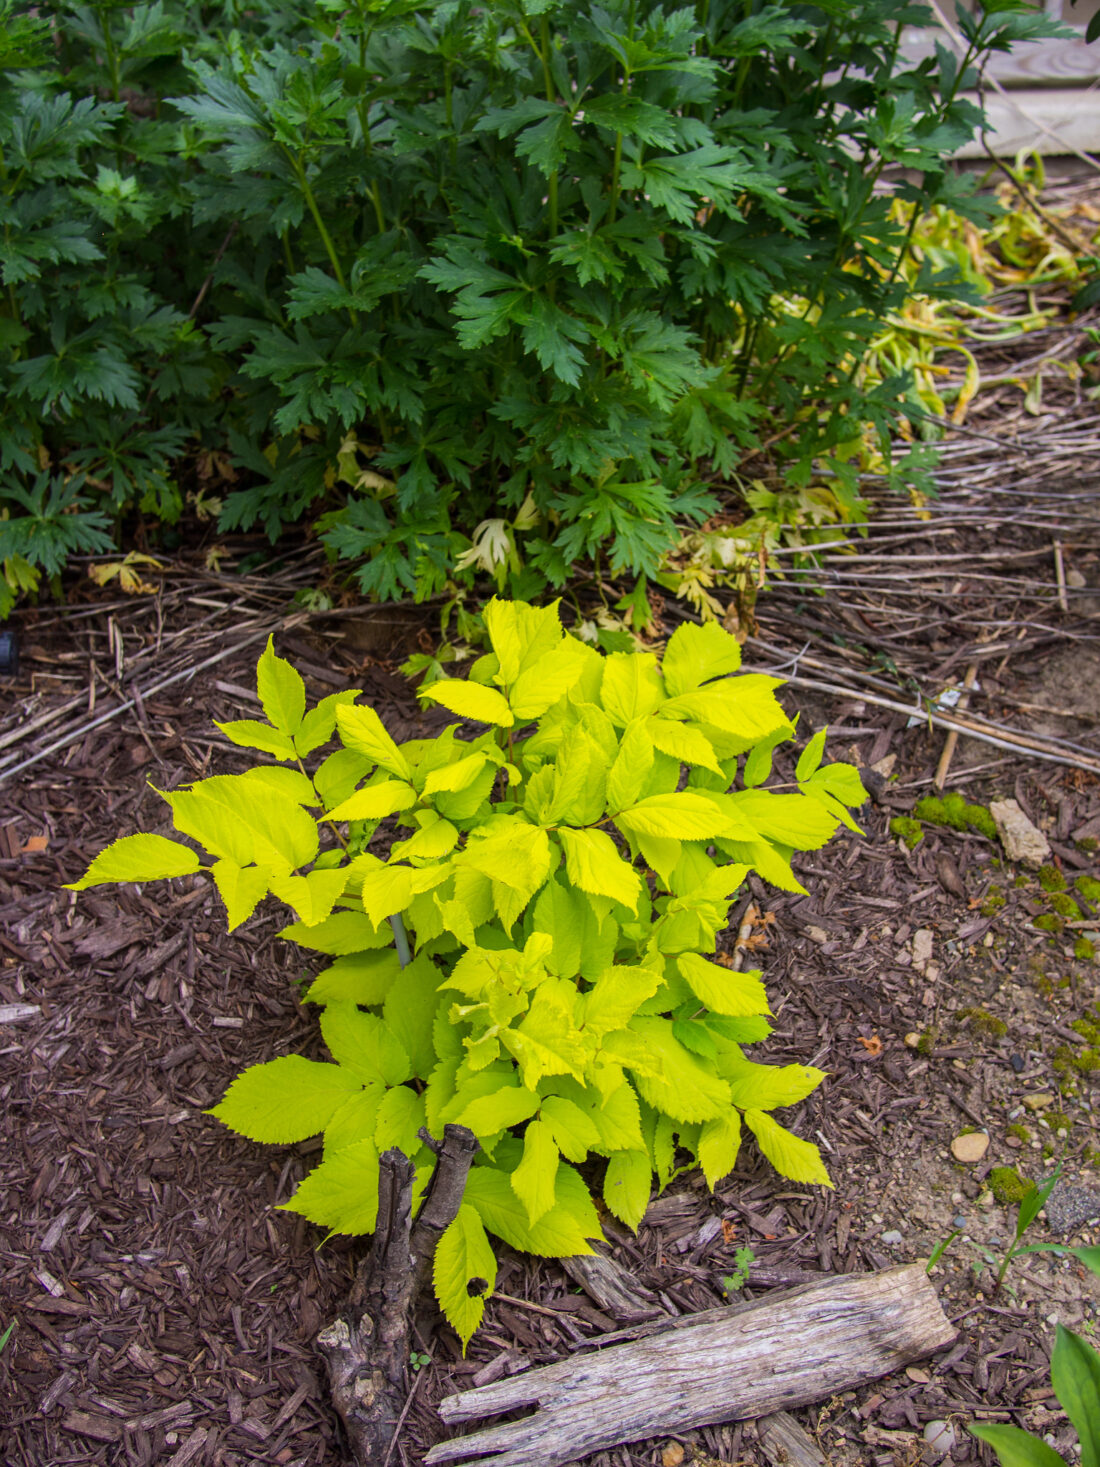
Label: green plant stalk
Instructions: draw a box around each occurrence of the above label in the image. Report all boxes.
[539,16,559,234]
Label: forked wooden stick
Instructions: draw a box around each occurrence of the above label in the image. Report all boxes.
[425,1264,955,1467]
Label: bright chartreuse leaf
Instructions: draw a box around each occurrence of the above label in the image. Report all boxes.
[320,1003,412,1086]
[509,636,589,720]
[336,704,413,780]
[324,1086,384,1153]
[744,1109,832,1188]
[661,619,742,695]
[603,1148,651,1229]
[280,1137,381,1235]
[661,675,791,743]
[582,964,662,1036]
[423,679,514,727]
[66,833,201,890]
[375,1084,426,1155]
[280,908,394,954]
[163,775,318,871]
[615,791,737,840]
[210,1055,361,1143]
[296,690,362,758]
[239,765,319,806]
[434,1203,498,1352]
[257,636,306,735]
[210,858,270,930]
[511,1118,559,1224]
[304,950,403,1005]
[360,862,450,927]
[324,780,418,823]
[600,651,664,727]
[727,790,840,850]
[720,1055,824,1109]
[215,719,297,761]
[458,1083,540,1136]
[464,1162,598,1257]
[795,727,827,782]
[628,1018,732,1122]
[698,1110,742,1189]
[539,1095,601,1161]
[269,867,349,926]
[557,827,640,912]
[607,718,655,812]
[647,717,723,774]
[677,954,771,1018]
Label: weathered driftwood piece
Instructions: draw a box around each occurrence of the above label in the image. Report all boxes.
[425,1264,954,1467]
[318,1125,478,1467]
[562,1250,664,1321]
[758,1411,827,1467]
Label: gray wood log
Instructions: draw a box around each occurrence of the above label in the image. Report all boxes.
[758,1411,827,1467]
[562,1251,665,1322]
[424,1264,954,1467]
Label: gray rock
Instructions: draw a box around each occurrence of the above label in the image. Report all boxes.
[1044,1180,1100,1234]
[880,1230,904,1246]
[990,798,1051,869]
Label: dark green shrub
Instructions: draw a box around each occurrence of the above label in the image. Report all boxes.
[0,0,1066,610]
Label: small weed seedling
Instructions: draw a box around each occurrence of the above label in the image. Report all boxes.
[721,1245,756,1294]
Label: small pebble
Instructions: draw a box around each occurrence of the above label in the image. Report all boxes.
[1023,1093,1054,1112]
[924,1420,957,1457]
[880,1230,904,1246]
[1010,1054,1026,1073]
[952,1215,968,1229]
[951,1132,989,1164]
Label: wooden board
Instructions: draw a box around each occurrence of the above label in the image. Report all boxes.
[424,1265,956,1467]
[899,31,1100,87]
[954,87,1100,156]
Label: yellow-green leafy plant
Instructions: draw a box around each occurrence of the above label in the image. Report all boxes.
[68,599,865,1347]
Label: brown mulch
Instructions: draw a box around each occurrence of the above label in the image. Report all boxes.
[2,421,1100,1464]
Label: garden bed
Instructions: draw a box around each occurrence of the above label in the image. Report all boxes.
[2,405,1100,1466]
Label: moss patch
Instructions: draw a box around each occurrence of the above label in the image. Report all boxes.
[1075,874,1100,904]
[890,816,923,850]
[914,793,997,840]
[958,1007,1008,1040]
[1007,1123,1032,1143]
[1075,937,1097,962]
[1046,1110,1072,1133]
[1034,913,1064,935]
[980,885,1006,917]
[1049,892,1081,919]
[1038,864,1068,894]
[989,1166,1035,1206]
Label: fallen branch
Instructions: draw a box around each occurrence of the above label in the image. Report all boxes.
[318,1125,479,1466]
[425,1264,955,1467]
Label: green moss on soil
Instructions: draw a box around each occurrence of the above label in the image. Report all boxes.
[1035,913,1064,935]
[1049,892,1081,919]
[1075,938,1097,962]
[1072,1018,1100,1045]
[989,1166,1035,1206]
[914,793,998,840]
[1078,837,1099,855]
[980,886,1006,917]
[958,1007,1008,1040]
[1047,1110,1072,1132]
[1039,864,1067,893]
[916,1028,938,1056]
[890,816,924,850]
[1007,1123,1032,1142]
[1075,874,1100,903]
